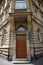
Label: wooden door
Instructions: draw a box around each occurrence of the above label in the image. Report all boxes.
[16,34,27,58]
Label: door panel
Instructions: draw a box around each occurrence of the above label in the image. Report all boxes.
[16,34,27,58]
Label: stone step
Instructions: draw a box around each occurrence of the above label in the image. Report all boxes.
[12,60,30,64]
[13,59,28,61]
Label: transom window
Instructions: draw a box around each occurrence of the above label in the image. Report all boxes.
[15,0,26,9]
[17,27,26,31]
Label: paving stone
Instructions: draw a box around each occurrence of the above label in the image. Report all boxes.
[0,54,43,65]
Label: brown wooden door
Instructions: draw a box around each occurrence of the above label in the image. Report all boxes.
[16,34,27,58]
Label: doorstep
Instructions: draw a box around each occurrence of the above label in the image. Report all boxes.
[12,59,30,64]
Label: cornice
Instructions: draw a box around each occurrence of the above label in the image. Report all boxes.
[0,0,11,17]
[32,0,43,14]
[0,17,9,29]
[32,14,43,27]
[0,15,14,29]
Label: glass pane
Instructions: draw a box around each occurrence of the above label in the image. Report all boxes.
[15,0,26,9]
[18,27,26,31]
[15,3,20,9]
[20,3,26,9]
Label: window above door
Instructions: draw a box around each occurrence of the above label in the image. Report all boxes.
[15,0,26,9]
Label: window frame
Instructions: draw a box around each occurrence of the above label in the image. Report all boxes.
[15,0,26,9]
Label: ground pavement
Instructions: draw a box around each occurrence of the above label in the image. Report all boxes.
[30,57,43,65]
[0,54,33,65]
[0,54,43,65]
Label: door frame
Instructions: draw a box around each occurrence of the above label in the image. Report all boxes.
[12,31,31,61]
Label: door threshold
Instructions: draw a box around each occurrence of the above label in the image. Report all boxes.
[13,58,29,61]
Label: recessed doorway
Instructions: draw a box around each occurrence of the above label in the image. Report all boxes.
[16,34,27,58]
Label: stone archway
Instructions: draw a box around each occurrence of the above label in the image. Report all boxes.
[12,26,30,61]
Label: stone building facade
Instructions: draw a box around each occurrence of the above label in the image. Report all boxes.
[0,0,43,62]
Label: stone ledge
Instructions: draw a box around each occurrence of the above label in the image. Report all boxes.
[12,60,30,64]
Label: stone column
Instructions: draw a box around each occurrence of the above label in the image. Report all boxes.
[12,32,16,61]
[7,16,15,61]
[26,32,31,61]
[27,5,32,60]
[26,0,31,12]
[11,0,16,13]
[7,25,12,61]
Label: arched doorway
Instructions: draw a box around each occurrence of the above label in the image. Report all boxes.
[16,26,27,58]
[12,26,31,61]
